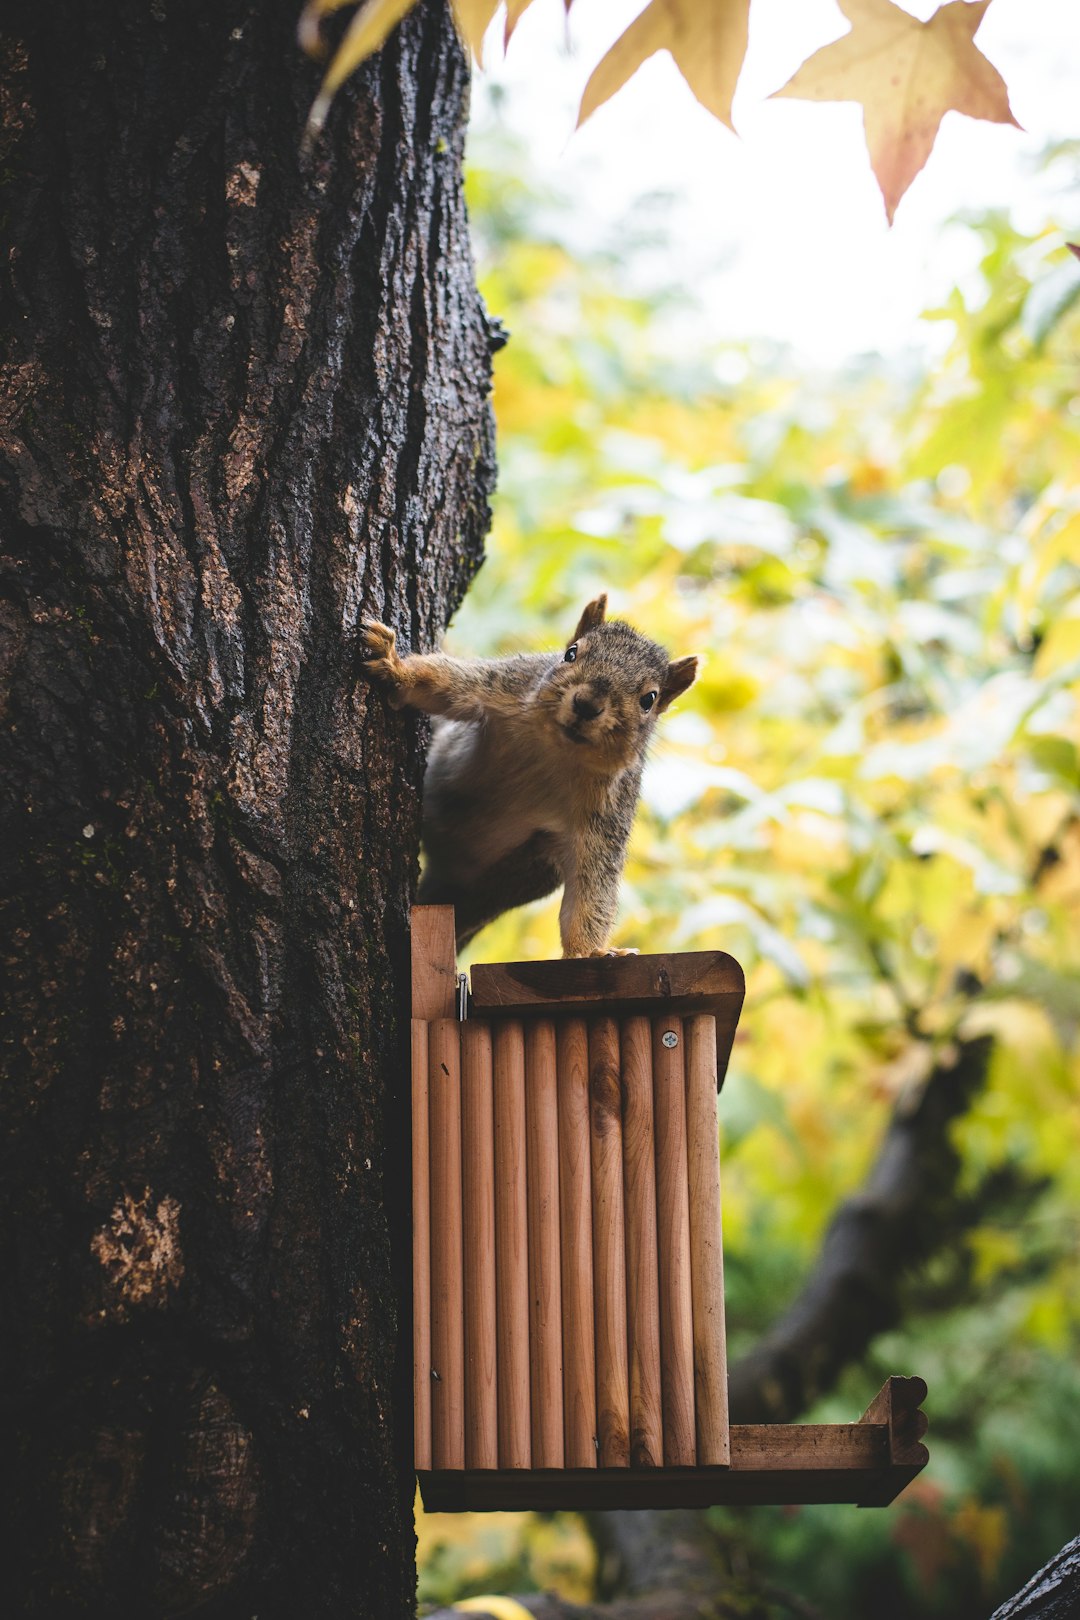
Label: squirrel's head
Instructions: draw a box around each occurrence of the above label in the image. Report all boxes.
[536,594,698,771]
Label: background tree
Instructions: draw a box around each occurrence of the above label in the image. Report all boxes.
[0,1,496,1613]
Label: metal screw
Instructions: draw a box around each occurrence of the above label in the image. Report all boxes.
[661,1030,678,1049]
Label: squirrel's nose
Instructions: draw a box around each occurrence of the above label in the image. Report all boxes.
[572,692,602,722]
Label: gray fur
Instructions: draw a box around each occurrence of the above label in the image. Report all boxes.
[360,598,697,956]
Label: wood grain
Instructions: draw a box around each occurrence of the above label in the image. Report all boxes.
[857,1376,930,1503]
[419,1376,929,1510]
[471,953,743,1053]
[418,1405,924,1508]
[428,1017,464,1470]
[525,1019,564,1468]
[684,1015,729,1466]
[461,1020,497,1470]
[653,1017,695,1467]
[411,905,458,1020]
[494,1019,530,1468]
[411,1017,432,1471]
[589,1016,630,1468]
[620,1016,662,1469]
[556,1017,597,1469]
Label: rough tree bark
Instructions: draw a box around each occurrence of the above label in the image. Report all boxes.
[989,1535,1080,1620]
[0,1,496,1614]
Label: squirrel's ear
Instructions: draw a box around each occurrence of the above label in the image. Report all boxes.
[657,655,698,712]
[571,594,607,641]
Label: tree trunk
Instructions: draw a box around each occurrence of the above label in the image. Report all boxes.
[989,1536,1080,1620]
[0,1,495,1614]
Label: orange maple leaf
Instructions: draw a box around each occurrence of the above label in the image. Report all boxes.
[773,0,1019,223]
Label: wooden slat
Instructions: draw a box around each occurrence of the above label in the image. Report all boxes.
[684,1014,729,1466]
[589,1016,630,1468]
[556,1017,596,1469]
[418,1412,923,1509]
[471,951,744,1011]
[412,1017,432,1471]
[857,1376,930,1505]
[525,1019,564,1468]
[494,1019,530,1468]
[620,1016,662,1469]
[420,1464,924,1511]
[412,905,457,1020]
[860,1375,929,1462]
[411,904,456,1472]
[733,1423,887,1470]
[420,1382,928,1509]
[471,955,744,1090]
[461,1020,497,1470]
[419,1464,916,1511]
[429,1018,463,1470]
[653,1017,695,1467]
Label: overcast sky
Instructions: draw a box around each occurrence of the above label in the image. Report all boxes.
[468,0,1079,359]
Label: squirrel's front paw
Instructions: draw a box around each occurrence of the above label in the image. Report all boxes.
[359,620,408,703]
[359,619,398,666]
[589,946,640,958]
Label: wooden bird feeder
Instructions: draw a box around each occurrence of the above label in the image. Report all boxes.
[411,905,929,1512]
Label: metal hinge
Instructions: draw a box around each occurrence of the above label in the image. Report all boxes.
[456,972,469,1021]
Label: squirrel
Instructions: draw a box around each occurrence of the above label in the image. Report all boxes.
[360,595,697,958]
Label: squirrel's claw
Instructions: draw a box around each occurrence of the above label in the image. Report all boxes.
[359,619,401,673]
[359,619,397,662]
[589,946,640,958]
[358,620,411,707]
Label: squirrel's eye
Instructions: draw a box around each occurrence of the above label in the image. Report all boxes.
[564,644,578,663]
[640,690,658,713]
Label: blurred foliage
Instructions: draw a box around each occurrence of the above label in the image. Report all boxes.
[417,130,1080,1618]
[416,1500,595,1610]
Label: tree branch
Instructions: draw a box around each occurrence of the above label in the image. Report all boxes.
[728,1035,994,1422]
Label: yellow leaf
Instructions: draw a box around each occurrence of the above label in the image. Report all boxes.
[578,0,750,132]
[1024,1285,1073,1352]
[1015,497,1080,621]
[454,1600,536,1620]
[967,1225,1021,1286]
[773,0,1019,223]
[1034,605,1080,677]
[453,0,501,63]
[303,0,419,141]
[935,907,997,985]
[954,1498,1008,1584]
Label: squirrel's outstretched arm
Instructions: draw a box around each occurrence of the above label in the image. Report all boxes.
[359,621,540,722]
[559,808,631,958]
